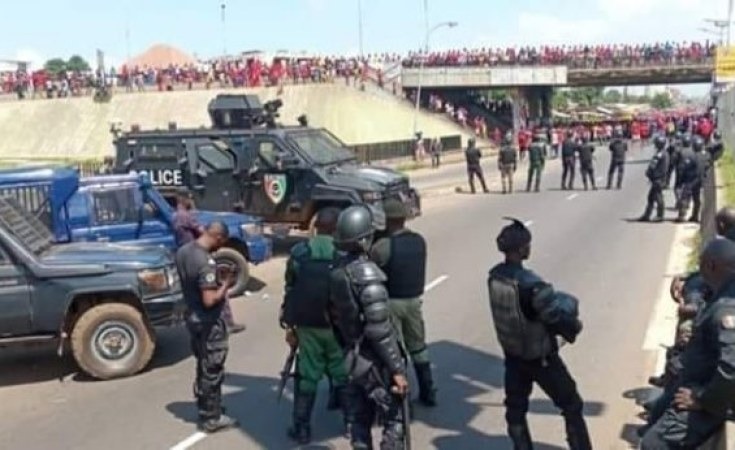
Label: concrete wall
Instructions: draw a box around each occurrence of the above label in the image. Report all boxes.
[0,84,476,160]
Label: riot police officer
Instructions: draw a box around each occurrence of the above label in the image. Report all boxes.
[665,133,682,189]
[488,219,591,450]
[607,129,628,190]
[707,130,724,163]
[175,222,238,433]
[328,205,408,449]
[676,136,705,223]
[498,136,518,194]
[560,131,578,190]
[690,136,712,223]
[641,238,735,449]
[465,137,489,194]
[280,208,350,444]
[577,135,597,191]
[526,134,547,193]
[638,135,670,222]
[371,199,436,407]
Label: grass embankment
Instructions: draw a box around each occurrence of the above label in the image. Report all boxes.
[686,149,735,270]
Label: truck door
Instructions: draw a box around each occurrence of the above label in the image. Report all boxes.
[243,138,301,221]
[0,246,32,335]
[87,186,141,243]
[183,140,240,212]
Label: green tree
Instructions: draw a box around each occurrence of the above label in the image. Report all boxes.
[552,89,569,110]
[44,58,67,75]
[604,89,622,103]
[66,55,91,72]
[650,92,673,109]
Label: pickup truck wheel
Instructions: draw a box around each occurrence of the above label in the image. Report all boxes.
[71,303,155,380]
[214,247,250,297]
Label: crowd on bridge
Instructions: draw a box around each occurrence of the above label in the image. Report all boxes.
[402,41,715,69]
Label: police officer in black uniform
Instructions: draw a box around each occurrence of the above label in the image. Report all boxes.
[498,136,518,194]
[689,136,712,223]
[638,135,670,222]
[675,136,703,223]
[560,131,578,190]
[371,199,436,407]
[175,222,239,433]
[328,205,408,449]
[577,134,597,191]
[665,133,682,189]
[641,238,735,449]
[465,137,489,194]
[707,130,724,163]
[607,129,628,190]
[488,219,591,450]
[526,133,547,193]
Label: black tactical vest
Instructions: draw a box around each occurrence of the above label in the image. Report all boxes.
[283,247,335,328]
[487,275,554,360]
[385,231,427,299]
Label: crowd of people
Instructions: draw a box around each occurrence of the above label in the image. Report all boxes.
[402,41,715,69]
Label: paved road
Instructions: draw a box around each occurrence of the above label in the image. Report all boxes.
[0,144,684,449]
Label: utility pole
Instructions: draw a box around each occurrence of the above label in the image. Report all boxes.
[221,2,227,57]
[358,0,364,58]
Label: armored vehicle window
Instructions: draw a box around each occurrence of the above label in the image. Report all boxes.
[258,141,280,167]
[197,144,235,172]
[91,188,138,225]
[288,130,355,165]
[139,143,178,160]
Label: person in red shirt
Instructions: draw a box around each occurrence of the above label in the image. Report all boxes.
[518,129,531,161]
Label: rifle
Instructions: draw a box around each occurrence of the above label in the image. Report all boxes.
[277,346,297,403]
[402,387,412,450]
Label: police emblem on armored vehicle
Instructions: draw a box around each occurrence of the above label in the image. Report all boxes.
[264,174,287,204]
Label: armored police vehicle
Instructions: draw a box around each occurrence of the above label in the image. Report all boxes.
[0,192,183,380]
[113,94,421,231]
[0,166,271,296]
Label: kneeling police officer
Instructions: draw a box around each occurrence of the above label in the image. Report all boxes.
[488,218,591,450]
[328,205,409,449]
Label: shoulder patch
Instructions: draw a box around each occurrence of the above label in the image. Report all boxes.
[205,272,217,284]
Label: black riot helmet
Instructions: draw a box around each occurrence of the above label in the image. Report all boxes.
[467,137,476,148]
[692,136,705,152]
[714,130,722,141]
[334,205,375,252]
[653,135,667,150]
[496,217,532,256]
[681,134,692,148]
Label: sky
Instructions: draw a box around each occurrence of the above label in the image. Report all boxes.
[1,0,730,94]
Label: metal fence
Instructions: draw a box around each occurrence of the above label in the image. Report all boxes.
[350,135,462,164]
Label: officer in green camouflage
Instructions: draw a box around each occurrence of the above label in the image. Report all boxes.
[526,133,547,192]
[371,198,437,407]
[279,208,350,445]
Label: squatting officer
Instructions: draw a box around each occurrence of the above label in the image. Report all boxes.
[638,135,670,222]
[371,198,436,407]
[641,238,735,449]
[526,133,547,193]
[487,219,591,450]
[328,205,408,449]
[176,221,238,433]
[280,208,350,445]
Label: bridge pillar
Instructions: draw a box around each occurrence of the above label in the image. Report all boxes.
[522,86,553,127]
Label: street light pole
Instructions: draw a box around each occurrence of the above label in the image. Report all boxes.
[412,21,458,136]
[729,0,734,46]
[221,2,227,57]
[358,0,364,58]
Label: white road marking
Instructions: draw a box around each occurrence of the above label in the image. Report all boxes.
[566,193,579,200]
[425,275,449,292]
[524,220,534,227]
[169,432,207,450]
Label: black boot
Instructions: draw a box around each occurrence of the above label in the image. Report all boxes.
[508,424,533,450]
[336,385,355,438]
[414,362,437,407]
[287,391,316,445]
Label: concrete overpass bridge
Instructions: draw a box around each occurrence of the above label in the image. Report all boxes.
[401,59,714,124]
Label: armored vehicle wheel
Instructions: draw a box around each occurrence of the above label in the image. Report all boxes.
[71,303,155,380]
[214,247,250,297]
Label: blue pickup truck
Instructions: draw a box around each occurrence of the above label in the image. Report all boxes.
[0,166,271,295]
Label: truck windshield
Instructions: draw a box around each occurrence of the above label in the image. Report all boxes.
[287,130,356,165]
